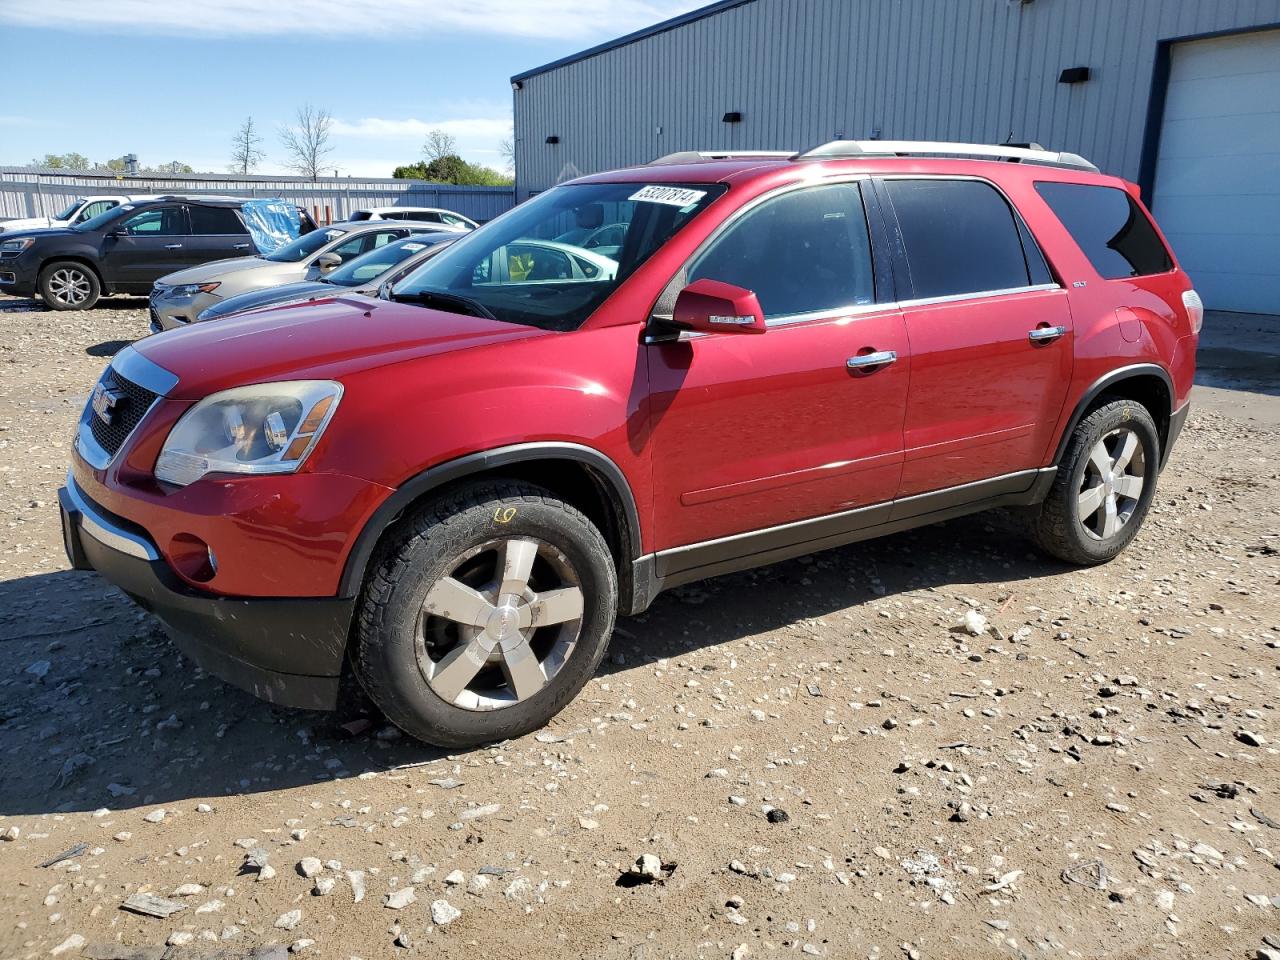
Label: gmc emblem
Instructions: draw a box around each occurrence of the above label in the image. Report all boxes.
[91,382,124,426]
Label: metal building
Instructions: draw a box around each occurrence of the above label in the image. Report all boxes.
[512,0,1280,314]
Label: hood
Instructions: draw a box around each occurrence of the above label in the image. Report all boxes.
[134,295,550,399]
[3,226,77,242]
[158,256,268,286]
[198,280,337,321]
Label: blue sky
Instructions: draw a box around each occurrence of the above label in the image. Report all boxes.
[0,0,704,177]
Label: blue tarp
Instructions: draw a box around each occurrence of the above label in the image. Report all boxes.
[240,199,302,254]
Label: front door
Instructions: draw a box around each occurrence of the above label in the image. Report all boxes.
[877,177,1073,498]
[100,204,192,292]
[645,181,910,565]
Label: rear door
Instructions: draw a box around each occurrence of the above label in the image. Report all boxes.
[99,204,192,292]
[645,180,910,559]
[185,205,255,263]
[877,177,1073,498]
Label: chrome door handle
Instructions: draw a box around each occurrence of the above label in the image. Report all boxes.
[846,350,897,370]
[1028,325,1067,342]
[233,242,252,250]
[163,243,183,250]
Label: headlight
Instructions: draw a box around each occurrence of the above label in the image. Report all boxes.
[164,281,221,300]
[0,237,34,253]
[154,380,342,487]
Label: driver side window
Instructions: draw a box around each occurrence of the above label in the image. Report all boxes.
[76,200,117,223]
[120,206,186,236]
[688,182,875,321]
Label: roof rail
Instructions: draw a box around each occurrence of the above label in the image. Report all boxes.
[796,140,1099,172]
[647,150,796,166]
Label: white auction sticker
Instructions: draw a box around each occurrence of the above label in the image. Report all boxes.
[401,242,426,251]
[628,185,708,207]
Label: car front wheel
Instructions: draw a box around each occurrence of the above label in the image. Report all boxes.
[354,480,617,747]
[39,261,101,310]
[1030,398,1161,565]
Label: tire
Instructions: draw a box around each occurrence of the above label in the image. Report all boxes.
[39,261,101,310]
[354,479,617,748]
[1030,398,1161,565]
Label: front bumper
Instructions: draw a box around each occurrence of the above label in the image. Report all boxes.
[150,288,222,332]
[59,476,354,710]
[0,252,38,296]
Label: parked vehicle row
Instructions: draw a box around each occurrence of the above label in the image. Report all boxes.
[349,206,477,229]
[150,220,456,331]
[0,196,320,309]
[58,141,1199,749]
[0,194,160,233]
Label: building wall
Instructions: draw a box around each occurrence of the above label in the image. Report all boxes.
[513,0,1280,199]
[0,169,515,224]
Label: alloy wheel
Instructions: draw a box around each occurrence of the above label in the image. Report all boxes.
[415,537,585,711]
[48,268,92,307]
[1077,427,1146,540]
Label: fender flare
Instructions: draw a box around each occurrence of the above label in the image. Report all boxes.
[1051,362,1174,465]
[338,441,642,598]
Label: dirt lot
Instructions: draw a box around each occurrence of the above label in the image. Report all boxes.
[0,295,1277,960]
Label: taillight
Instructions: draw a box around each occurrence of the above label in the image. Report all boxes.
[1181,289,1203,335]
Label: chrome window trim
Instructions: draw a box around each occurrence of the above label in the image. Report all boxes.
[896,282,1062,309]
[63,472,160,561]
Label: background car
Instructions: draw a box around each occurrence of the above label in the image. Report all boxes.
[150,220,449,330]
[185,232,459,327]
[348,206,477,229]
[0,196,317,310]
[0,194,159,234]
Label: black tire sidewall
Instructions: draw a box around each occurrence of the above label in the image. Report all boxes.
[1057,401,1160,562]
[39,261,100,311]
[356,486,617,747]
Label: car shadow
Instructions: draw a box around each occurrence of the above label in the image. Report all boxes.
[0,507,1066,816]
[85,339,133,357]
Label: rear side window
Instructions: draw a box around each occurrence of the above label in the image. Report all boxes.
[689,182,875,320]
[1035,182,1172,278]
[188,205,246,235]
[885,179,1034,298]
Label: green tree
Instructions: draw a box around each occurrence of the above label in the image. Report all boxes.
[32,152,91,170]
[393,154,512,186]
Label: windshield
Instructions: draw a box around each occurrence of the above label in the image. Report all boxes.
[265,226,348,262]
[75,204,133,232]
[391,182,725,331]
[325,235,445,287]
[54,199,85,221]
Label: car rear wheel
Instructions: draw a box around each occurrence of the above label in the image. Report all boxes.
[1030,399,1160,565]
[39,261,101,310]
[354,479,617,747]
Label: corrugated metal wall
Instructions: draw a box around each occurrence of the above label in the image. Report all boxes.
[0,170,515,223]
[514,0,1280,198]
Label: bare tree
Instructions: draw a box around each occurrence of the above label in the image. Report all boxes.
[498,134,515,171]
[423,128,457,162]
[280,104,335,179]
[230,116,266,175]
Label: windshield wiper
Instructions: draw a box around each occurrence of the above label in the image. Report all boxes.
[390,289,496,320]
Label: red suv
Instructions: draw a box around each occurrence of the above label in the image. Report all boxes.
[59,141,1199,747]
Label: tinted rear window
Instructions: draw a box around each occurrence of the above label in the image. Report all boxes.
[885,179,1035,299]
[188,205,246,235]
[1035,182,1172,278]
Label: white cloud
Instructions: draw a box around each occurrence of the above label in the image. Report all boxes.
[0,0,706,40]
[331,117,512,140]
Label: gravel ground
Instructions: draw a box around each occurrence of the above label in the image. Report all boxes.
[0,294,1277,960]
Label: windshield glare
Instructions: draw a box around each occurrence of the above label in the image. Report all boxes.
[266,227,347,263]
[54,200,84,221]
[325,236,442,287]
[392,182,724,331]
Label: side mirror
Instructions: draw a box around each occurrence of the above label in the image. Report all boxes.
[671,278,766,335]
[316,252,342,272]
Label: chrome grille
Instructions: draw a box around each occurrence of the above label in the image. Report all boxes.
[87,369,158,458]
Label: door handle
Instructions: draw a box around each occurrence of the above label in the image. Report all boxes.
[163,243,183,250]
[846,350,897,371]
[233,243,252,250]
[1028,324,1067,343]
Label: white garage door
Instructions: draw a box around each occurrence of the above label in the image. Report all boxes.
[1152,27,1280,315]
